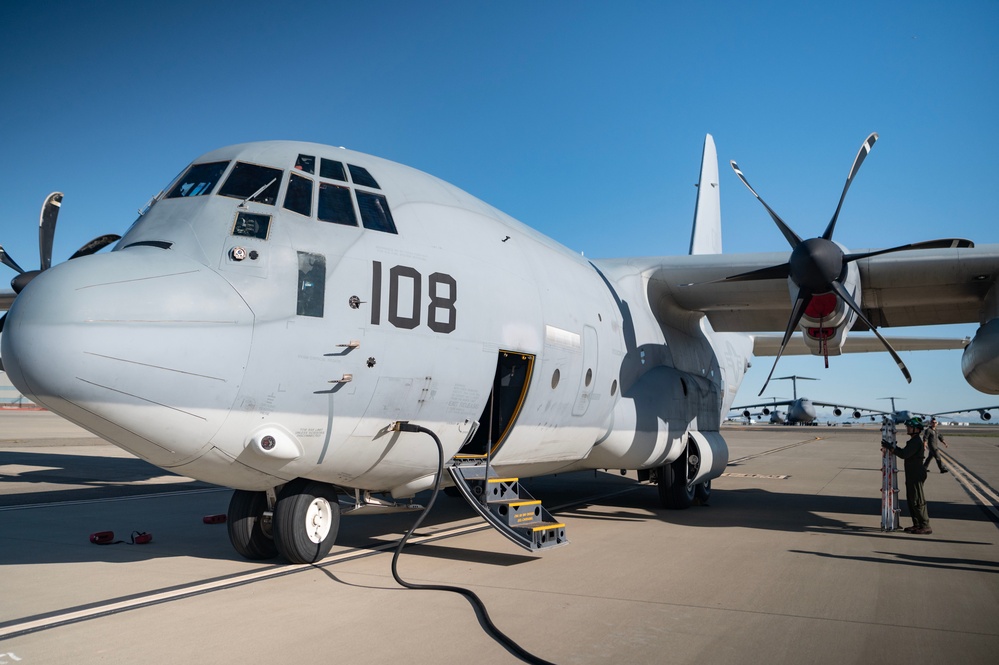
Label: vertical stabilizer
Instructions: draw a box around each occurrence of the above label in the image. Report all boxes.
[688,134,722,255]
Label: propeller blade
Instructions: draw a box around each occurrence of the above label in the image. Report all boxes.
[730,161,802,249]
[0,245,26,274]
[38,192,63,272]
[68,234,122,260]
[829,280,911,383]
[822,133,878,241]
[759,289,813,396]
[844,238,975,263]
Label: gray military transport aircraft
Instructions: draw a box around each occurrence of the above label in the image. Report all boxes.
[1,134,997,564]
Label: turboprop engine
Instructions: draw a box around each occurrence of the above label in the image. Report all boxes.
[962,318,999,395]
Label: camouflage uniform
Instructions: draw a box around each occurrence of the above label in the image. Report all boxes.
[923,425,947,473]
[893,431,930,531]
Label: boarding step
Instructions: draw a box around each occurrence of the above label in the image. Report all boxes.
[447,456,568,552]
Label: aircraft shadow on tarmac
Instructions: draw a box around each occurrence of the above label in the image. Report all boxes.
[0,449,215,506]
[789,549,999,574]
[2,466,994,567]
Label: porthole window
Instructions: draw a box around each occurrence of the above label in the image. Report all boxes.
[551,369,560,389]
[585,368,593,387]
[611,380,618,396]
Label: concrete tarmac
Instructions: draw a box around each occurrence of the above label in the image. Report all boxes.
[1,411,997,664]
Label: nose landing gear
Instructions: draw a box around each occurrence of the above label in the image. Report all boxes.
[227,479,342,564]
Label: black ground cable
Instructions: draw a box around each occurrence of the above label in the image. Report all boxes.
[390,421,556,665]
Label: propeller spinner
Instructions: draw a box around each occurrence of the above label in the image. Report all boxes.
[725,133,973,395]
[0,192,121,333]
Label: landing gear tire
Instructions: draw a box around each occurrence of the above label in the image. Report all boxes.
[657,455,696,510]
[694,479,711,505]
[273,479,341,564]
[227,489,278,560]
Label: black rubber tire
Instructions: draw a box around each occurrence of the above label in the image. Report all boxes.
[694,479,711,504]
[657,456,695,510]
[273,479,341,564]
[227,489,278,560]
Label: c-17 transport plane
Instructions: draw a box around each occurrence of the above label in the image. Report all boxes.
[1,134,997,564]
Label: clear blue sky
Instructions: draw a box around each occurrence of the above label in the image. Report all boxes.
[1,1,997,418]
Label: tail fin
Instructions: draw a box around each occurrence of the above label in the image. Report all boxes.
[688,134,722,255]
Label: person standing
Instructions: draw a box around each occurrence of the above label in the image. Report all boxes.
[884,417,932,534]
[923,417,949,473]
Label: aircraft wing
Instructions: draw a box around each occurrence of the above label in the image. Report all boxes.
[629,244,999,332]
[930,406,999,417]
[730,400,792,411]
[807,401,890,417]
[752,333,969,356]
[0,290,13,311]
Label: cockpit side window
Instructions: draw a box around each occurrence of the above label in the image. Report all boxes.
[295,154,315,174]
[166,161,229,198]
[297,252,326,317]
[320,158,347,182]
[217,162,283,205]
[284,173,313,217]
[356,191,397,233]
[348,164,380,189]
[318,183,358,227]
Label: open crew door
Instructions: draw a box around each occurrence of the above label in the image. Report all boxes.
[464,351,534,456]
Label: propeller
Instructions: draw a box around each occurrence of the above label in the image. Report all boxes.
[0,192,120,332]
[724,133,973,395]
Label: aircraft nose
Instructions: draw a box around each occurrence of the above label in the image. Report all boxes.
[1,248,254,467]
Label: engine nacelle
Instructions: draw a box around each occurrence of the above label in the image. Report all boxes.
[962,318,999,395]
[981,410,993,421]
[853,410,862,419]
[833,407,842,416]
[795,257,860,357]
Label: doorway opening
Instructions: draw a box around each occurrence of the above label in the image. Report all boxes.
[464,351,534,456]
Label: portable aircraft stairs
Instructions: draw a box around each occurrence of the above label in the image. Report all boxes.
[447,454,568,551]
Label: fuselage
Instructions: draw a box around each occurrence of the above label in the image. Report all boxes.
[1,141,752,497]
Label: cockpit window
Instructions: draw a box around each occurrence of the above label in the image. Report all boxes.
[295,154,315,174]
[348,164,380,189]
[166,161,229,198]
[318,183,358,227]
[284,173,313,217]
[320,158,347,182]
[217,162,282,205]
[356,191,397,233]
[232,212,271,239]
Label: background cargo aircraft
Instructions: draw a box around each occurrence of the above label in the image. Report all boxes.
[1,134,997,564]
[730,375,908,425]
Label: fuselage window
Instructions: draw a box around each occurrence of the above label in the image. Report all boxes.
[318,182,358,226]
[320,158,347,182]
[295,154,316,174]
[218,162,283,205]
[348,164,380,189]
[297,252,326,318]
[284,173,314,217]
[166,161,229,198]
[356,191,397,233]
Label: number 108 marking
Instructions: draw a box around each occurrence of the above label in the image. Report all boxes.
[370,261,457,333]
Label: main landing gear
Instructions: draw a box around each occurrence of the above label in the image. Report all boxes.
[655,441,711,510]
[227,479,341,564]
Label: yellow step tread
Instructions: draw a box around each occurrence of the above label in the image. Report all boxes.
[531,523,566,532]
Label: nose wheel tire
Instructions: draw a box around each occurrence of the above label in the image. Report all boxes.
[227,489,278,560]
[273,479,341,564]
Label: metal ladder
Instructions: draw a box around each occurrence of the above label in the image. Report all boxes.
[880,417,901,531]
[447,454,568,551]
